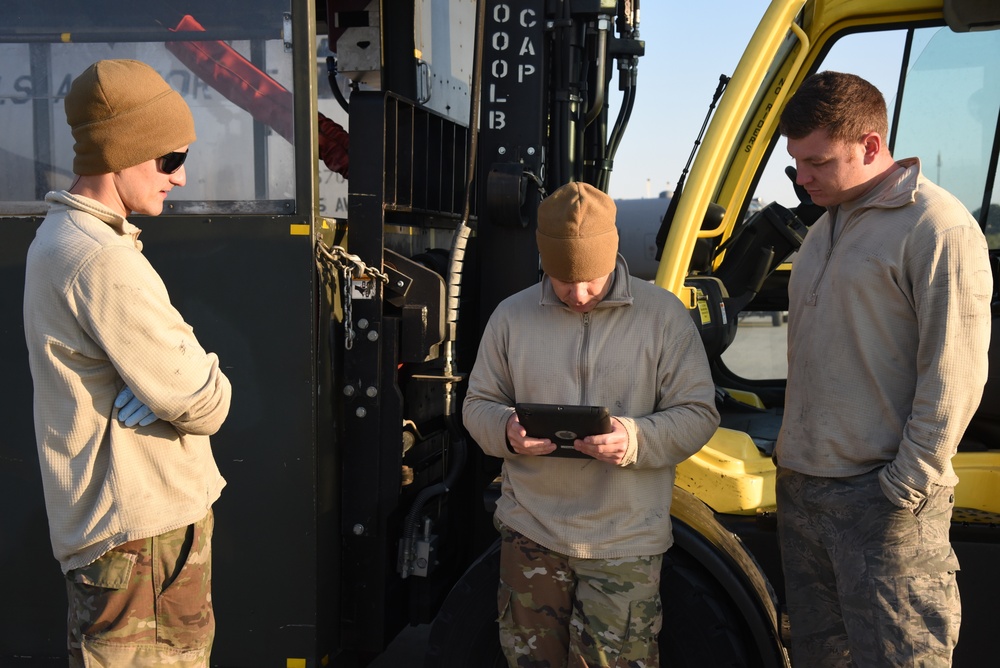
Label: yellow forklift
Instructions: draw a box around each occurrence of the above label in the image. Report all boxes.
[0,1,996,665]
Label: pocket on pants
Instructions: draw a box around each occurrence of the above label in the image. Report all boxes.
[496,582,522,664]
[68,547,138,590]
[497,581,513,625]
[865,544,961,660]
[81,636,210,668]
[154,515,215,651]
[607,595,662,667]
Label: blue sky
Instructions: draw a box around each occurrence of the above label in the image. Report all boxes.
[605,1,907,205]
[607,1,774,201]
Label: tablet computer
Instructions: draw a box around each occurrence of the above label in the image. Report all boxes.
[514,403,612,458]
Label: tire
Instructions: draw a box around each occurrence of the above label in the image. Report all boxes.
[426,540,758,668]
[424,540,506,668]
[660,547,757,667]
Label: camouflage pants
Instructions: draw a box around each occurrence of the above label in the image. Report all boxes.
[497,522,662,668]
[65,510,215,667]
[775,467,960,668]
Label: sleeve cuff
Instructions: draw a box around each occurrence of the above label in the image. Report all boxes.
[878,464,927,511]
[616,416,639,467]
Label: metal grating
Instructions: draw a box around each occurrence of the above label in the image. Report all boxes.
[382,93,476,228]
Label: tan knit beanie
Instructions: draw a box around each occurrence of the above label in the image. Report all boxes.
[65,59,196,175]
[536,182,619,282]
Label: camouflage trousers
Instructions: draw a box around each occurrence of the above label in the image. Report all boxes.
[775,467,960,668]
[65,510,215,667]
[497,522,662,668]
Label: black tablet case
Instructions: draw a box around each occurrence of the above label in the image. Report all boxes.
[514,403,612,458]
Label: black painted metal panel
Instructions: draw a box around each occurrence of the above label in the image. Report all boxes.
[1,214,329,667]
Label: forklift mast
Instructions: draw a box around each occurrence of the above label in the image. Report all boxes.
[0,0,645,665]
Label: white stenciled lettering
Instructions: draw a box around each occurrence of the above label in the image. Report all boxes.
[489,110,507,129]
[491,59,509,79]
[492,32,509,51]
[520,8,537,27]
[518,63,536,82]
[493,4,510,23]
[489,83,507,103]
[519,37,535,56]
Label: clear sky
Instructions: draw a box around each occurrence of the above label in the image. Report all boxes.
[606,1,775,201]
[605,1,908,205]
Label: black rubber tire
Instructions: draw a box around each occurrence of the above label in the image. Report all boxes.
[426,540,758,668]
[659,547,757,667]
[424,539,506,668]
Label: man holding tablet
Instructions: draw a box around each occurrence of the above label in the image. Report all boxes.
[463,181,720,667]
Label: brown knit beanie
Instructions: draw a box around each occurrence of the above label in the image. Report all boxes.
[536,182,619,282]
[65,59,196,175]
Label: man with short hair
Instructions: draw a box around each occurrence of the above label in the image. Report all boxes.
[463,181,720,667]
[23,59,232,667]
[775,70,992,667]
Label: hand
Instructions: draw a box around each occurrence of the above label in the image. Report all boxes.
[506,413,557,456]
[574,418,629,465]
[114,386,159,427]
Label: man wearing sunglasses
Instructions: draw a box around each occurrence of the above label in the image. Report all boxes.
[23,59,231,667]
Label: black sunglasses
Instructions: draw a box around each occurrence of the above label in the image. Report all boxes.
[158,150,188,175]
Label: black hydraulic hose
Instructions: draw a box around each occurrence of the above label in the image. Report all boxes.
[606,67,634,157]
[599,0,641,191]
[653,74,730,258]
[325,56,350,114]
[400,431,468,576]
[599,68,634,191]
[570,19,589,182]
[554,0,574,186]
[583,16,609,127]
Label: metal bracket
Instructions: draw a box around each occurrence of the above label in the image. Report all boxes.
[282,12,293,52]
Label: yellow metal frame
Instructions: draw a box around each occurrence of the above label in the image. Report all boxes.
[676,428,777,514]
[654,0,947,299]
[677,435,1000,515]
[654,0,807,296]
[664,0,1000,516]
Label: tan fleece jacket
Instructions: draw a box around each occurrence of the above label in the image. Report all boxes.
[775,159,992,510]
[463,256,719,559]
[24,191,231,573]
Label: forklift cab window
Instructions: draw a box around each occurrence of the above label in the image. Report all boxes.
[0,0,295,213]
[726,23,1000,381]
[752,25,1000,243]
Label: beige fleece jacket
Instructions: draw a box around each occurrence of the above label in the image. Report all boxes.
[775,159,992,510]
[463,256,719,559]
[24,191,231,573]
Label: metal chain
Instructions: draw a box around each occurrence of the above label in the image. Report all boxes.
[315,239,389,350]
[340,262,355,350]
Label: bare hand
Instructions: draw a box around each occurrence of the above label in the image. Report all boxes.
[506,413,557,456]
[574,418,628,465]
